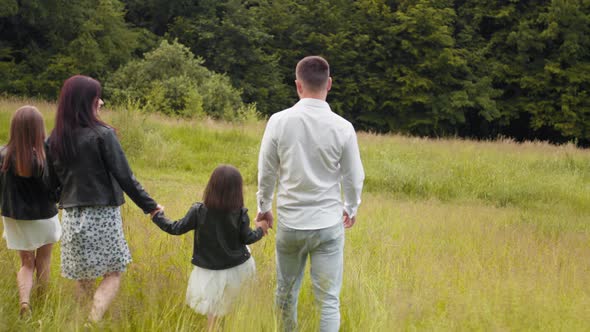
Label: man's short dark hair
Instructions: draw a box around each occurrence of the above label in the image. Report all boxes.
[296,56,330,92]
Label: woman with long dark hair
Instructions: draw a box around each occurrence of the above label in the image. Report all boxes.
[1,106,61,317]
[47,75,161,322]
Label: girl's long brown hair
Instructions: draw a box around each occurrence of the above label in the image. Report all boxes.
[1,106,46,177]
[203,165,244,212]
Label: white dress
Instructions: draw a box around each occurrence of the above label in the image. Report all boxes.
[186,256,256,316]
[2,214,61,251]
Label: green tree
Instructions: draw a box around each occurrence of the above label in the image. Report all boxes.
[515,0,590,141]
[122,0,288,115]
[455,0,590,142]
[170,0,288,115]
[0,0,145,97]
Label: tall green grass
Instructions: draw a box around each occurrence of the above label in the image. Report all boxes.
[0,99,589,331]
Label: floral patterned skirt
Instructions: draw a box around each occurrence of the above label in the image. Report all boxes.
[60,206,132,280]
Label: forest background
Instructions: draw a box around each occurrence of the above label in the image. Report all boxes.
[1,1,590,330]
[1,0,589,145]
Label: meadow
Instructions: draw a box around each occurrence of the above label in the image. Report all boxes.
[0,98,589,331]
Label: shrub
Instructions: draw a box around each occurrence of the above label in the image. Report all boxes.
[144,76,205,118]
[105,40,252,120]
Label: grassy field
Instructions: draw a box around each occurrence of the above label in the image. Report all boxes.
[0,98,589,331]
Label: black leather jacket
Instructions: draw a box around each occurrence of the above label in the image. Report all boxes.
[0,148,58,220]
[46,125,157,214]
[152,203,263,270]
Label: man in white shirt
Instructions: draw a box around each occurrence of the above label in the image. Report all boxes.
[257,56,365,332]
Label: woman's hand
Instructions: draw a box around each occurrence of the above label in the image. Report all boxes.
[149,204,164,218]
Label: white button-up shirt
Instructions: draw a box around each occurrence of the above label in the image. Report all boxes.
[257,98,365,230]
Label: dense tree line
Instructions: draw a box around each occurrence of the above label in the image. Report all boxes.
[1,0,588,144]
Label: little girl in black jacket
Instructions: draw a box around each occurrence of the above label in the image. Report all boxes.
[152,164,268,330]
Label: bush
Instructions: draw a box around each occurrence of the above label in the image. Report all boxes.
[105,40,253,120]
[144,76,205,118]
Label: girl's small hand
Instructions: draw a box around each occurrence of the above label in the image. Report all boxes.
[255,218,269,235]
[150,204,164,218]
[257,211,273,229]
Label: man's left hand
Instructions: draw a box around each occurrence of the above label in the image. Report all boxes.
[343,211,356,228]
[257,211,274,229]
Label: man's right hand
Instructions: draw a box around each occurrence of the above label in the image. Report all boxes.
[343,211,356,229]
[257,211,274,229]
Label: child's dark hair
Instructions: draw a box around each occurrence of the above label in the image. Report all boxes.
[203,164,244,211]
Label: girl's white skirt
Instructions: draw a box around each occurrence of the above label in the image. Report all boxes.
[186,257,256,316]
[2,215,61,251]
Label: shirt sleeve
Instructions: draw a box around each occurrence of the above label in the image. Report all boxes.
[151,203,201,235]
[340,125,365,218]
[239,208,263,244]
[99,129,158,214]
[43,142,61,203]
[0,151,4,202]
[257,115,280,213]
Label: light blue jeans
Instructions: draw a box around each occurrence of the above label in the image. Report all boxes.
[275,222,344,332]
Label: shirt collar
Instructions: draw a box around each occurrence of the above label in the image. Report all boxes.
[295,98,330,110]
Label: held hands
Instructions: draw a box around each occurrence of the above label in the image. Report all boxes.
[255,218,269,236]
[149,204,164,218]
[256,211,274,230]
[343,211,356,229]
[255,211,273,236]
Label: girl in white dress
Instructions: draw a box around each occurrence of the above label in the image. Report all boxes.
[0,106,61,317]
[151,165,269,331]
